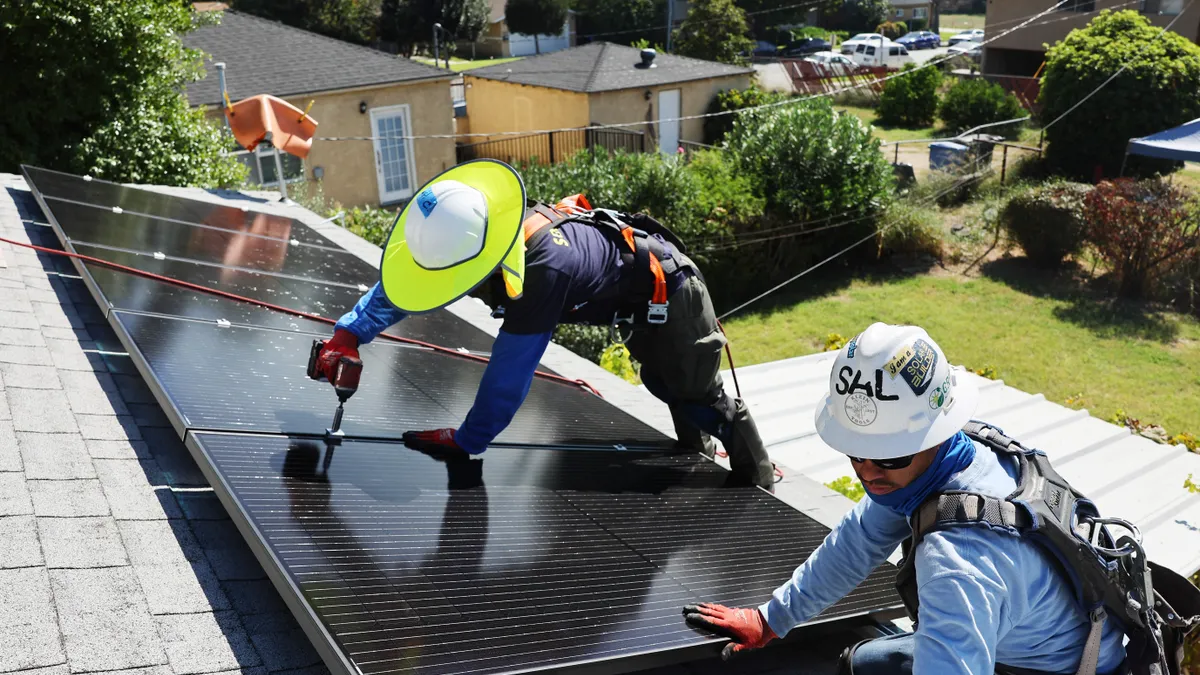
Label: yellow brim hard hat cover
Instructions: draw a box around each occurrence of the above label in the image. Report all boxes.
[380,159,526,314]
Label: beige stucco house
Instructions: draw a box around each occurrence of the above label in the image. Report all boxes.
[185,10,457,208]
[462,0,577,58]
[983,0,1200,77]
[460,43,753,163]
[891,0,934,27]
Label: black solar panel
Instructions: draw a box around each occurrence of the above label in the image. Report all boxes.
[71,244,498,351]
[113,311,669,446]
[23,165,334,247]
[188,432,902,675]
[43,198,379,284]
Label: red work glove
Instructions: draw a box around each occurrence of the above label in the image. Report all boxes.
[682,603,777,660]
[403,428,464,453]
[317,329,360,381]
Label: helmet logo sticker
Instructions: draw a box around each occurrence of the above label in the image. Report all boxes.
[928,375,951,409]
[416,188,438,218]
[883,339,939,395]
[846,334,859,358]
[845,393,878,426]
[835,367,901,401]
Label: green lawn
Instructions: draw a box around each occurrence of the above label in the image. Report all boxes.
[940,13,985,31]
[720,268,1200,436]
[836,106,946,143]
[410,56,523,72]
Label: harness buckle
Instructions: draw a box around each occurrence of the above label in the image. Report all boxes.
[610,312,635,344]
[647,301,669,325]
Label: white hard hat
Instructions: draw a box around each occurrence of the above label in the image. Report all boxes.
[814,322,978,459]
[404,180,489,270]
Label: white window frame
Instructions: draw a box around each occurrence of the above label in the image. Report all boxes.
[914,7,928,18]
[232,142,305,189]
[369,104,419,204]
[895,8,905,17]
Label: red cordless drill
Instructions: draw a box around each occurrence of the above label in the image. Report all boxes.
[306,338,363,440]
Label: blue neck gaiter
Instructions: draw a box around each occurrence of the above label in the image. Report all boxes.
[865,431,976,517]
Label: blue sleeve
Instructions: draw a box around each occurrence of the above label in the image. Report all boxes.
[911,531,1008,675]
[454,329,553,453]
[334,282,407,344]
[758,497,909,637]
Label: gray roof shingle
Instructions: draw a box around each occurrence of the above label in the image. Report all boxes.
[464,42,753,93]
[182,11,451,106]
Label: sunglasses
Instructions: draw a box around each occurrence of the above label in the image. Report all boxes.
[849,454,916,470]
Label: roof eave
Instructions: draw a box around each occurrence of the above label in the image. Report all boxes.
[189,72,458,108]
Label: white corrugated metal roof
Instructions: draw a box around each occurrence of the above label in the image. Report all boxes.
[719,350,1200,576]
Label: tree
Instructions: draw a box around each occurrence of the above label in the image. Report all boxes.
[506,0,570,53]
[231,0,380,45]
[672,0,755,65]
[0,0,246,187]
[575,0,665,48]
[877,64,942,128]
[1040,10,1200,180]
[457,0,491,58]
[380,0,432,56]
[735,0,839,39]
[827,0,891,33]
[938,77,1025,137]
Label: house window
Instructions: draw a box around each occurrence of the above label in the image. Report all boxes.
[914,7,928,18]
[1058,0,1095,12]
[1143,0,1185,14]
[895,8,905,17]
[233,142,304,189]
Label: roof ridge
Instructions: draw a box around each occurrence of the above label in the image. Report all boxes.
[220,10,449,79]
[582,42,606,92]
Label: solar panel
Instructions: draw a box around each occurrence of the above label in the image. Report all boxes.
[43,198,379,284]
[112,311,669,446]
[70,243,498,351]
[187,432,902,675]
[23,165,334,247]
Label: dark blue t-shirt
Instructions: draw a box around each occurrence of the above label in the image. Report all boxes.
[500,220,627,334]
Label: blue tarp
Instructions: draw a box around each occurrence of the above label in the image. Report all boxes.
[1127,118,1200,161]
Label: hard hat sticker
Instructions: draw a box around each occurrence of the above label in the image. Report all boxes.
[845,393,878,426]
[417,189,438,218]
[884,339,939,395]
[928,375,951,409]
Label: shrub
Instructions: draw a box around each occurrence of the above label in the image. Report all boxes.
[877,63,942,128]
[791,25,840,41]
[1083,178,1200,299]
[599,343,640,383]
[703,86,787,144]
[825,476,865,502]
[1040,10,1200,180]
[880,199,944,259]
[686,149,765,230]
[907,17,927,31]
[938,77,1026,138]
[999,181,1091,267]
[726,97,893,224]
[552,324,609,363]
[875,20,906,39]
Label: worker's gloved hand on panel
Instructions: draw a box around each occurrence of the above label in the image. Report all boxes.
[682,603,777,660]
[403,428,465,454]
[316,329,361,382]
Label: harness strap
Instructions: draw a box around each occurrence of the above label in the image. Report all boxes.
[1074,608,1107,675]
[911,492,1032,548]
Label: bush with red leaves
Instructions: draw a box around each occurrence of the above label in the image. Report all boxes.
[1082,178,1200,300]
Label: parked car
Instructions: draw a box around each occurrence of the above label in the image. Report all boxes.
[782,37,831,57]
[848,40,914,69]
[947,29,984,46]
[803,51,857,75]
[752,40,781,57]
[897,31,940,50]
[946,41,982,63]
[840,32,887,55]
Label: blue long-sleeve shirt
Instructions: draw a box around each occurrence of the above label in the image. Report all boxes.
[760,444,1127,675]
[334,282,552,454]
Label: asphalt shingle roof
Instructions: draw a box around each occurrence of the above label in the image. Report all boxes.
[464,41,754,93]
[182,10,451,107]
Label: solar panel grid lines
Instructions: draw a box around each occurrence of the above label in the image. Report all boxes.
[188,432,901,675]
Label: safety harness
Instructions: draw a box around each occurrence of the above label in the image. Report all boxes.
[895,422,1200,675]
[511,195,693,339]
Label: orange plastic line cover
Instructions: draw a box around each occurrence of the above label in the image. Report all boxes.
[224,95,318,159]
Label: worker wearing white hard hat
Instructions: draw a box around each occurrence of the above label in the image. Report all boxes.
[683,323,1128,675]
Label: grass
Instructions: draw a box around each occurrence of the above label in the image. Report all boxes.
[410,56,522,71]
[940,13,985,30]
[836,105,946,143]
[720,268,1200,436]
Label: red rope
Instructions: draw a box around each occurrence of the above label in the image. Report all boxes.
[0,236,603,398]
